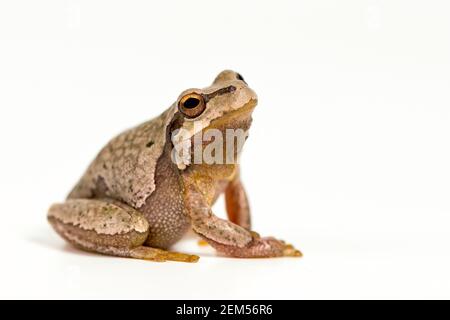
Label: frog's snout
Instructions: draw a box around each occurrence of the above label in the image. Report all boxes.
[213,70,248,86]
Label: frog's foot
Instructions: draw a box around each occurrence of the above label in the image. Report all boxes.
[205,235,302,259]
[279,240,303,257]
[48,198,199,263]
[130,246,199,263]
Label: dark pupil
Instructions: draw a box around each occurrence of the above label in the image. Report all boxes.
[184,97,200,109]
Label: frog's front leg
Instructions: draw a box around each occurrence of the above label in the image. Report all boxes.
[185,184,301,258]
[225,173,251,230]
[48,199,199,263]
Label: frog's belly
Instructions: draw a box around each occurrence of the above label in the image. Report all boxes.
[139,156,191,249]
[143,203,191,250]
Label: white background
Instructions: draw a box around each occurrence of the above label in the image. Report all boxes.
[0,0,449,299]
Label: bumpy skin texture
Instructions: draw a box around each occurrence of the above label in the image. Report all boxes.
[68,107,176,209]
[49,199,149,236]
[140,145,191,249]
[48,70,301,262]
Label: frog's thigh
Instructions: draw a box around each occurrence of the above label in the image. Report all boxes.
[48,199,198,263]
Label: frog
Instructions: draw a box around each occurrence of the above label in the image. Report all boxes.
[48,70,302,263]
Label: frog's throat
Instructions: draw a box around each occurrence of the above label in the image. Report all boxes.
[171,98,257,170]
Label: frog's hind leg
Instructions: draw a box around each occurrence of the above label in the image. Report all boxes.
[47,199,199,263]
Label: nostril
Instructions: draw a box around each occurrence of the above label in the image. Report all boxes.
[236,73,247,84]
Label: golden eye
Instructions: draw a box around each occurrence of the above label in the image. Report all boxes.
[178,93,206,119]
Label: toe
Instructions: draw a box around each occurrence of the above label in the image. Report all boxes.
[283,244,303,257]
[165,252,200,263]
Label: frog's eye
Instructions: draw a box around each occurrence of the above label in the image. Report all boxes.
[178,93,206,119]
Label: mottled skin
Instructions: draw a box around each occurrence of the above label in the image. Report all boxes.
[48,70,301,262]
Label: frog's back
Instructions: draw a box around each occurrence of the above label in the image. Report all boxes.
[68,107,176,209]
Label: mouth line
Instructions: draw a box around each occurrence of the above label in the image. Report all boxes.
[207,98,257,127]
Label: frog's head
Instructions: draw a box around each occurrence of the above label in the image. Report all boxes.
[170,70,258,169]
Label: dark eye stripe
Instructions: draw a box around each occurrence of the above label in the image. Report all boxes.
[203,85,236,103]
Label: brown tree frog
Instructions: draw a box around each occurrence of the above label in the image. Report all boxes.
[48,70,302,262]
